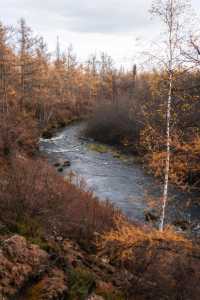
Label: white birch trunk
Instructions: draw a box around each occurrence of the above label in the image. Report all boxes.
[159,0,173,231]
[159,71,172,231]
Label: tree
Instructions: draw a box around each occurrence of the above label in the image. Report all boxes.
[17,18,36,111]
[0,22,11,114]
[150,0,189,231]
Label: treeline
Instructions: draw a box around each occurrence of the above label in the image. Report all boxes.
[1,17,200,188]
[0,19,135,132]
[85,67,200,190]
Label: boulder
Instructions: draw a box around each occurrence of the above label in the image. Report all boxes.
[54,162,61,167]
[63,160,71,167]
[173,219,191,231]
[24,268,68,300]
[0,235,48,299]
[42,131,53,139]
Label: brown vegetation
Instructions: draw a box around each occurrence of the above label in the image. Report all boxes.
[0,156,118,248]
[85,70,200,191]
[0,17,200,300]
[100,219,200,300]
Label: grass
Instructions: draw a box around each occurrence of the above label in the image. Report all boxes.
[88,143,111,153]
[88,142,138,166]
[68,268,95,300]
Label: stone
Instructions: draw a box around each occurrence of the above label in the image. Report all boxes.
[173,219,190,231]
[25,268,68,300]
[54,162,61,167]
[42,131,53,139]
[63,160,71,167]
[0,235,48,299]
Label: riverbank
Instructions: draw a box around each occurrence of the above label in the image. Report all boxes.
[84,101,200,195]
[0,113,199,299]
[40,122,200,237]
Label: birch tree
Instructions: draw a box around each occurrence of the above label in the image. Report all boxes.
[150,0,189,231]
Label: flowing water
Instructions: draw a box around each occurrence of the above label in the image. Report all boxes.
[40,123,200,230]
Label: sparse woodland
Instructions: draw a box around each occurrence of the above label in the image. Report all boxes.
[0,3,200,299]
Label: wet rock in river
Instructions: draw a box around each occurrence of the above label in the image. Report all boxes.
[42,130,53,139]
[173,219,191,231]
[55,159,71,172]
[54,162,61,167]
[63,160,71,167]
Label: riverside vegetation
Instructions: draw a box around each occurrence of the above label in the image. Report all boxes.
[0,14,200,300]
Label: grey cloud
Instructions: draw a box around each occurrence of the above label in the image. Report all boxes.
[1,0,153,33]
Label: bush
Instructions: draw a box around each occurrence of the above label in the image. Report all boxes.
[100,220,200,300]
[0,156,119,248]
[84,101,142,154]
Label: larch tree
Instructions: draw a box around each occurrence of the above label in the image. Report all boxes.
[150,0,189,231]
[0,23,11,114]
[34,37,51,127]
[17,18,36,111]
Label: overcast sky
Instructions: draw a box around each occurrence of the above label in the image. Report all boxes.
[1,0,200,68]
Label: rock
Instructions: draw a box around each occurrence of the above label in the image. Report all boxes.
[54,162,61,167]
[96,280,115,296]
[62,239,85,268]
[63,160,71,167]
[25,268,68,300]
[145,209,160,222]
[173,219,191,231]
[0,235,49,299]
[42,131,53,139]
[55,160,71,170]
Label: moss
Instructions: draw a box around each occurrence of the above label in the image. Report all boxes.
[68,267,95,300]
[88,142,135,165]
[3,146,10,156]
[0,224,10,236]
[14,218,49,251]
[97,291,125,300]
[23,281,46,300]
[88,143,111,153]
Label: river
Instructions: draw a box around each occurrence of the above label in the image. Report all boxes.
[40,123,200,232]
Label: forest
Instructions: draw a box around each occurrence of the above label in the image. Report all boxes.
[0,0,200,299]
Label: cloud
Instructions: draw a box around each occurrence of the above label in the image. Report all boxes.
[1,0,154,34]
[0,0,200,67]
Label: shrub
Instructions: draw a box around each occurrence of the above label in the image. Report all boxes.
[84,100,142,154]
[0,156,119,248]
[100,220,200,300]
